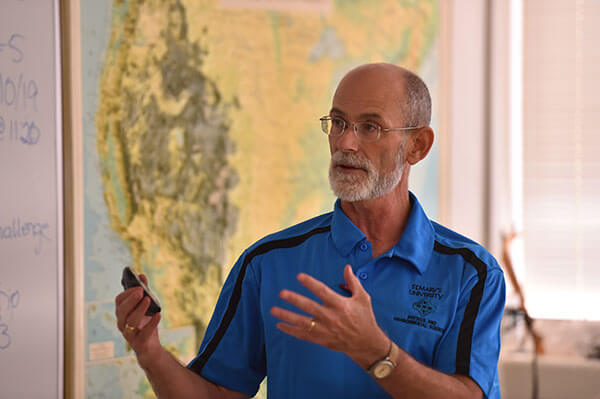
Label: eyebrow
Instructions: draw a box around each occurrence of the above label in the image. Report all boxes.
[329,107,346,116]
[329,108,385,121]
[358,112,384,121]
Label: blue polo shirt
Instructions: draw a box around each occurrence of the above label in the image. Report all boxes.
[188,193,505,398]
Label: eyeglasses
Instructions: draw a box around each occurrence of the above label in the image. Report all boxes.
[320,116,421,142]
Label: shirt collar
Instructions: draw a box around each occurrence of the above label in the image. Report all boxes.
[330,199,366,257]
[330,192,434,274]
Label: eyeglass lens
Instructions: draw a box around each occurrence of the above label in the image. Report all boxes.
[322,118,380,141]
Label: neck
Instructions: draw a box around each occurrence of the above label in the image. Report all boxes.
[339,170,412,258]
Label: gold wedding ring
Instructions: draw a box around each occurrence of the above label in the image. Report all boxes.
[125,324,136,333]
[307,319,316,332]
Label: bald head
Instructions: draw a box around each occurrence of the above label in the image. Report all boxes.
[334,63,431,127]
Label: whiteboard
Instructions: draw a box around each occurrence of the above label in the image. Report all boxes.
[0,1,63,398]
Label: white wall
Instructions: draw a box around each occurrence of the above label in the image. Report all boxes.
[445,0,489,247]
[444,0,513,260]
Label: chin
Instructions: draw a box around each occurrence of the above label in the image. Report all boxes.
[329,168,378,202]
[330,181,371,202]
[336,192,366,202]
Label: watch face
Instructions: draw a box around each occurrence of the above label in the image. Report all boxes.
[373,360,394,379]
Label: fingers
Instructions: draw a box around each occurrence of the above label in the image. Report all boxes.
[115,287,144,331]
[343,265,364,296]
[135,312,161,342]
[275,319,317,343]
[282,268,359,317]
[297,273,341,306]
[270,306,313,329]
[115,286,142,306]
[125,296,151,331]
[279,288,324,319]
[271,307,319,344]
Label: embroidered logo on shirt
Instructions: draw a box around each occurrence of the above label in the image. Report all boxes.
[393,314,445,334]
[392,283,446,334]
[408,284,444,300]
[412,299,436,317]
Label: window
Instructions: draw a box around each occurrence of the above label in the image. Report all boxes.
[513,0,600,320]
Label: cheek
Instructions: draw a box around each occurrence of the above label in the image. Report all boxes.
[383,140,407,169]
[376,150,397,172]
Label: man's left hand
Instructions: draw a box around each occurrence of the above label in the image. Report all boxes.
[270,264,389,369]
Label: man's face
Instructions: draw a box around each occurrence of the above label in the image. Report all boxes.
[328,67,409,202]
[328,139,406,202]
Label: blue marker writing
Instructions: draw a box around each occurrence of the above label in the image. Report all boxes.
[0,289,19,350]
[0,218,50,254]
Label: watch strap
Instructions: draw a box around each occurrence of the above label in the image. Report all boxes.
[367,339,397,378]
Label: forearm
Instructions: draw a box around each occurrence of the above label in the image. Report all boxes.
[116,287,245,398]
[345,328,483,399]
[376,344,482,399]
[138,346,243,399]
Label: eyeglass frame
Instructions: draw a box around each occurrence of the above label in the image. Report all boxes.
[319,115,423,142]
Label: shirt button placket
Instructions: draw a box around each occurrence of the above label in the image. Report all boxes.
[355,242,371,289]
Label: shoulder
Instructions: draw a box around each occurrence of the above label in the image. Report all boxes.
[430,223,505,323]
[430,221,502,276]
[243,211,333,258]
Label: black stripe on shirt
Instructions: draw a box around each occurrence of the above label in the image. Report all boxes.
[433,241,488,375]
[188,225,331,374]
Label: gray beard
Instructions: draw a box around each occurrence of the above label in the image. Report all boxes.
[328,147,404,202]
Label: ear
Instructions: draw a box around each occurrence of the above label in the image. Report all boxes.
[405,127,434,165]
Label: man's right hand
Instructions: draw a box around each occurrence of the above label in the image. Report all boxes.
[114,274,248,399]
[115,273,162,367]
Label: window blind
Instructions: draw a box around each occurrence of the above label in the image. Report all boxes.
[522,0,600,319]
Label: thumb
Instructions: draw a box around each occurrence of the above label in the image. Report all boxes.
[344,265,363,296]
[137,312,161,343]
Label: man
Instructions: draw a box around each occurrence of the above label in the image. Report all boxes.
[115,63,505,398]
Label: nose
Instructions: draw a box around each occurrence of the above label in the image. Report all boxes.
[330,123,360,153]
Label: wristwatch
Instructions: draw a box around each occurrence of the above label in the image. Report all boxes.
[367,340,398,379]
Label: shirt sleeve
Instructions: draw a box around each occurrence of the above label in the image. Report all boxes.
[433,266,506,398]
[187,250,265,396]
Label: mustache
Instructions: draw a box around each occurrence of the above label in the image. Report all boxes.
[330,152,372,171]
